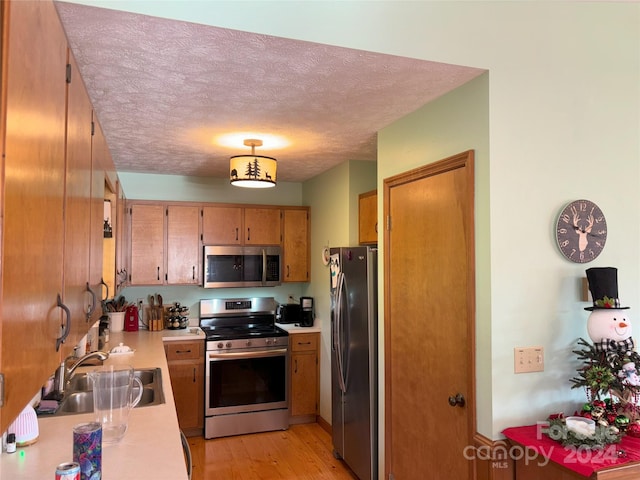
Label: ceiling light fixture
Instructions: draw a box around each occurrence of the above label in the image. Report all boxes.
[229,139,277,188]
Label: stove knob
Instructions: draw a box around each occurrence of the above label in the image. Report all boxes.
[225,342,232,348]
[265,338,272,345]
[246,340,252,347]
[272,338,278,345]
[217,342,224,349]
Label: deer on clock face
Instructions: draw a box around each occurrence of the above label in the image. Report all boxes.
[556,199,607,263]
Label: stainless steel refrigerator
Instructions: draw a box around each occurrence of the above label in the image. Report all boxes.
[329,246,377,480]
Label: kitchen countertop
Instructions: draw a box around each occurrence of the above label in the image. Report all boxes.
[162,326,205,342]
[277,321,322,334]
[0,329,198,480]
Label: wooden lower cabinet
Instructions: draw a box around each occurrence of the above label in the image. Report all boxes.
[289,332,319,424]
[164,340,205,437]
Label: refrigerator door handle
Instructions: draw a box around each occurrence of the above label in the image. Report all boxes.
[335,271,347,393]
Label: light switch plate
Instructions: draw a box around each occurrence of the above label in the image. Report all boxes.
[514,346,544,373]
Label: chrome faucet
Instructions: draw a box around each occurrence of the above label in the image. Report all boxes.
[54,351,109,396]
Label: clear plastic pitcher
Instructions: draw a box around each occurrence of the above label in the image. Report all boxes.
[89,365,143,444]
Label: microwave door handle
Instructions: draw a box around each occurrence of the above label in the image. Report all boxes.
[262,248,267,285]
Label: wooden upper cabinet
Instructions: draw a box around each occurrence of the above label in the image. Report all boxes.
[1,0,69,433]
[244,207,281,245]
[202,206,242,245]
[202,205,281,245]
[359,190,378,245]
[63,49,94,352]
[88,114,107,323]
[115,184,129,293]
[282,208,310,282]
[166,205,200,284]
[129,204,165,285]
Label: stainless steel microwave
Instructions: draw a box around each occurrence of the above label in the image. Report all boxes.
[203,246,281,288]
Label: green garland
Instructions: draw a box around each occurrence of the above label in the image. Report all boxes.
[542,417,621,449]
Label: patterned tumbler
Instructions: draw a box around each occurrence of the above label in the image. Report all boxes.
[73,422,102,480]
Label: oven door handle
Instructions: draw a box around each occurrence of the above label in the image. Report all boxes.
[207,348,288,360]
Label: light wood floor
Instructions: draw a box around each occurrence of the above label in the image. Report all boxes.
[187,423,358,480]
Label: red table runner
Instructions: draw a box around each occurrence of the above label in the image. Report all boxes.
[502,425,640,477]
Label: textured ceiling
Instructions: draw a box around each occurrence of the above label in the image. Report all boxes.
[55,2,485,182]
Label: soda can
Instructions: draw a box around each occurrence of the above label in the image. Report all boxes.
[55,462,80,480]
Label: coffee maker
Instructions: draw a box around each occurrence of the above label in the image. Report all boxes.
[299,297,314,327]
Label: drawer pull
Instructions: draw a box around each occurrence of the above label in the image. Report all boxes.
[176,349,192,354]
[297,342,312,346]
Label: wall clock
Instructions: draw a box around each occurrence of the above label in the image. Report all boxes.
[556,199,607,263]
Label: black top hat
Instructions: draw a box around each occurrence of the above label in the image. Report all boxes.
[585,267,629,311]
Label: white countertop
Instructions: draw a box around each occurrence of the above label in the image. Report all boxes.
[161,326,205,342]
[0,329,196,480]
[276,321,322,334]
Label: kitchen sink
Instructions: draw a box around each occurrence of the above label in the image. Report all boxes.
[53,368,165,416]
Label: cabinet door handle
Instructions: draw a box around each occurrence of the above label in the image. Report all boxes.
[294,359,298,374]
[235,227,238,241]
[247,227,251,241]
[100,277,109,302]
[193,367,196,383]
[157,266,160,281]
[192,265,195,280]
[56,294,71,352]
[287,265,290,278]
[86,282,97,320]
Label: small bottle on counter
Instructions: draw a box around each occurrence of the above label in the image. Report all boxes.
[6,433,16,453]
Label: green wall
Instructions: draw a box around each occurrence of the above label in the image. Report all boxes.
[118,173,307,315]
[378,73,491,439]
[301,160,376,421]
[70,0,640,450]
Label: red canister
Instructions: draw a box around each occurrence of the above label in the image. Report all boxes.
[124,305,139,331]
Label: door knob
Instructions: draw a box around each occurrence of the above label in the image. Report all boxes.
[448,393,465,407]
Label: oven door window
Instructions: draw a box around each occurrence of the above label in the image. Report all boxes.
[208,355,286,411]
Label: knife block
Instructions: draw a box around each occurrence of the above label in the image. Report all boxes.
[145,306,165,331]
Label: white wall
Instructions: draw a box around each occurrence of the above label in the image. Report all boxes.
[71,0,640,451]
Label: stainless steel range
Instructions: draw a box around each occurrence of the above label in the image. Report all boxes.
[199,297,289,439]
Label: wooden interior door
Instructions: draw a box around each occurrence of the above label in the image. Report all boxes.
[384,151,476,480]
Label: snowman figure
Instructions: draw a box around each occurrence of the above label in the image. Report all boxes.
[585,267,635,355]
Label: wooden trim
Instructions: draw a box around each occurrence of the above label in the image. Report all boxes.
[474,433,515,480]
[383,150,476,479]
[126,199,310,211]
[317,415,331,436]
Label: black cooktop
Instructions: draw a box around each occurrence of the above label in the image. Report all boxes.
[201,324,288,341]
